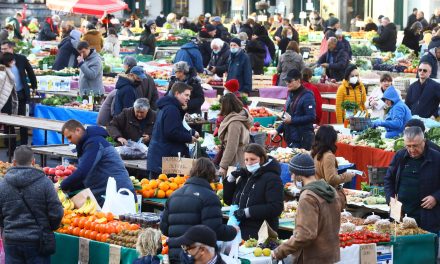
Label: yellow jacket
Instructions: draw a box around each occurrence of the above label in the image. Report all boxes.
[335,80,367,123]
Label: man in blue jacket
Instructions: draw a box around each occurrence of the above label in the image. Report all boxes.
[173,37,204,73]
[385,126,440,234]
[60,119,135,206]
[226,38,252,94]
[271,69,316,150]
[317,37,350,81]
[372,86,412,138]
[405,62,440,118]
[147,83,199,179]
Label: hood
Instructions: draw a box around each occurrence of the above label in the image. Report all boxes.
[77,126,108,155]
[157,94,182,110]
[85,29,101,36]
[70,29,81,49]
[115,74,137,88]
[218,109,253,138]
[382,86,401,104]
[429,47,438,57]
[4,166,46,189]
[253,157,281,177]
[85,49,100,61]
[181,42,198,49]
[301,179,336,203]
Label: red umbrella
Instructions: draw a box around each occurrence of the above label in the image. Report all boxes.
[46,0,128,16]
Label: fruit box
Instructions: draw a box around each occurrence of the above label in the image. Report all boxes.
[253,116,276,127]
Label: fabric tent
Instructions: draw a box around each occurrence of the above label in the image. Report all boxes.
[46,0,128,16]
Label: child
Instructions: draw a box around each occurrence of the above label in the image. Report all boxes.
[133,228,162,264]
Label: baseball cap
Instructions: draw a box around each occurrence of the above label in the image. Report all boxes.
[283,69,302,82]
[174,225,217,248]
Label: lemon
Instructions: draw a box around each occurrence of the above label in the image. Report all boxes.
[253,248,262,257]
[262,248,271,256]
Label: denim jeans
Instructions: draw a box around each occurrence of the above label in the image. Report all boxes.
[4,243,51,264]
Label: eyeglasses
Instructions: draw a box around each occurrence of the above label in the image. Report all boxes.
[405,141,424,150]
[418,68,428,73]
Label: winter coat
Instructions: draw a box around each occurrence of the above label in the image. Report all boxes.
[317,47,350,81]
[136,75,159,110]
[324,27,337,40]
[276,87,316,150]
[52,36,80,71]
[277,50,305,87]
[335,80,367,123]
[147,96,194,174]
[420,48,440,79]
[407,14,418,29]
[405,78,440,118]
[273,180,341,264]
[240,24,253,39]
[314,151,353,188]
[207,43,230,77]
[166,68,205,114]
[0,66,18,115]
[0,29,9,43]
[38,18,58,41]
[133,256,160,264]
[60,126,135,206]
[338,38,353,60]
[97,89,117,126]
[173,42,204,73]
[78,49,104,96]
[402,28,421,55]
[12,54,38,102]
[302,81,323,124]
[214,23,231,41]
[113,74,139,116]
[197,35,213,67]
[366,86,401,119]
[430,15,440,28]
[82,30,104,52]
[373,87,412,138]
[256,35,276,61]
[227,49,253,93]
[364,23,378,32]
[246,40,266,75]
[140,29,156,55]
[107,107,156,144]
[428,36,440,50]
[385,147,440,233]
[223,158,284,240]
[230,23,242,34]
[373,23,397,52]
[0,167,63,245]
[218,110,253,170]
[103,35,120,57]
[160,177,237,261]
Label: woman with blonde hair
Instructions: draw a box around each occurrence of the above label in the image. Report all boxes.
[133,228,162,264]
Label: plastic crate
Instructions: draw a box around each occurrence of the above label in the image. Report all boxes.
[253,116,276,127]
[349,116,371,131]
[367,166,388,185]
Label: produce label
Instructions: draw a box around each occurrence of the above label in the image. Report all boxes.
[79,237,89,263]
[162,157,194,175]
[360,243,377,264]
[109,244,121,264]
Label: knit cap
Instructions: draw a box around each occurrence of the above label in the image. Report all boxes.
[224,79,239,93]
[230,38,241,47]
[288,153,315,177]
[328,17,340,27]
[123,56,137,68]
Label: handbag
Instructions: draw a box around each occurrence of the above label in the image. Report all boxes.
[5,181,56,256]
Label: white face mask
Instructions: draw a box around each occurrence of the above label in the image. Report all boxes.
[287,35,292,39]
[246,163,260,173]
[349,76,358,84]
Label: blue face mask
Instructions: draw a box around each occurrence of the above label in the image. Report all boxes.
[230,47,239,53]
[213,50,220,54]
[246,163,260,173]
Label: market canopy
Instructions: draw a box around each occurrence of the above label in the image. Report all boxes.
[46,0,128,16]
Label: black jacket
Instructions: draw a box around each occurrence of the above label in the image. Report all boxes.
[317,46,350,81]
[207,43,230,77]
[160,177,237,262]
[166,68,205,115]
[230,23,242,34]
[407,14,418,29]
[240,24,253,39]
[364,23,378,32]
[223,158,284,240]
[420,49,439,79]
[38,21,58,41]
[428,36,440,50]
[215,23,230,41]
[256,35,276,61]
[405,78,440,118]
[373,23,397,52]
[402,28,421,55]
[52,36,80,71]
[140,29,156,55]
[136,75,159,110]
[198,32,213,67]
[246,40,266,75]
[13,54,37,102]
[155,16,166,27]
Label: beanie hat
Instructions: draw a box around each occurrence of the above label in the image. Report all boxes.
[205,24,216,32]
[123,56,137,68]
[343,64,358,81]
[224,79,239,93]
[328,17,340,27]
[288,153,315,177]
[230,37,241,47]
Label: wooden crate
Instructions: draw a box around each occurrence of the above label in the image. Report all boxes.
[252,75,273,90]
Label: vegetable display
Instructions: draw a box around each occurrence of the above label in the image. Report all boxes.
[341,101,359,112]
[351,45,373,57]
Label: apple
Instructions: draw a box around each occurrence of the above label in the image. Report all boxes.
[55,170,64,177]
[43,167,50,174]
[63,169,72,176]
[254,122,261,127]
[67,165,75,171]
[56,165,65,171]
[48,168,56,175]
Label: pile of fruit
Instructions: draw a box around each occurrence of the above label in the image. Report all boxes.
[250,108,273,118]
[63,101,93,111]
[41,95,71,106]
[58,190,75,210]
[339,230,390,248]
[250,122,264,133]
[269,148,308,163]
[44,164,76,182]
[0,161,12,177]
[130,176,142,191]
[140,174,189,198]
[107,229,140,248]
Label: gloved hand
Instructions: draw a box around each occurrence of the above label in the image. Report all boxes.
[371,121,380,128]
[233,209,247,221]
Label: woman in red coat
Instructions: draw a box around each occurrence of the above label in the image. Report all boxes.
[301,68,323,124]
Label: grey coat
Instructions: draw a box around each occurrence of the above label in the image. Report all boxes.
[79,49,104,96]
[0,167,63,244]
[97,89,117,126]
[277,50,305,87]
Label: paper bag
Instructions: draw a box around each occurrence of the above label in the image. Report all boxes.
[257,220,278,245]
[71,188,101,211]
[390,197,402,222]
[162,157,195,175]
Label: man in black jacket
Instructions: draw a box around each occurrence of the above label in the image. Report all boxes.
[317,37,350,81]
[373,17,397,52]
[407,8,418,29]
[1,40,38,146]
[207,38,230,77]
[405,119,440,152]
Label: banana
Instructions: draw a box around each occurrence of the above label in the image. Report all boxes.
[67,199,75,210]
[86,201,96,214]
[58,190,67,203]
[75,197,91,214]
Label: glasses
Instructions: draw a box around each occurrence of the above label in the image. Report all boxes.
[405,141,424,150]
[418,68,428,73]
[181,245,198,253]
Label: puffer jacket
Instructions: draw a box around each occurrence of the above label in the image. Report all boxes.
[197,33,213,67]
[373,86,412,138]
[405,78,440,118]
[227,49,253,93]
[160,177,237,262]
[0,65,18,115]
[317,46,350,81]
[52,30,81,71]
[103,35,120,57]
[366,86,401,119]
[223,158,284,240]
[218,109,253,170]
[82,30,104,52]
[246,39,265,75]
[113,74,140,116]
[277,50,305,87]
[79,49,104,96]
[373,23,397,52]
[207,43,230,77]
[38,18,58,41]
[0,167,63,245]
[173,42,204,73]
[335,80,367,123]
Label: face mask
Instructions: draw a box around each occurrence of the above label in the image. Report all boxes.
[160,15,164,18]
[287,35,292,39]
[230,47,239,53]
[349,76,358,84]
[296,180,303,188]
[213,50,219,54]
[53,22,58,26]
[246,163,260,173]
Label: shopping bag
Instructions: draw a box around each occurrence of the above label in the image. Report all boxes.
[71,188,102,211]
[115,140,148,160]
[218,231,241,264]
[102,177,136,215]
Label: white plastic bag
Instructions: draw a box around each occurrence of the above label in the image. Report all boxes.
[219,231,241,264]
[201,133,216,151]
[102,177,136,216]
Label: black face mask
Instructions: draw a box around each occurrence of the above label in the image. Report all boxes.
[156,244,163,256]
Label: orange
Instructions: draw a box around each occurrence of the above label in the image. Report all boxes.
[72,227,81,236]
[142,184,151,191]
[101,233,109,242]
[105,212,114,221]
[96,233,102,241]
[79,229,86,237]
[210,183,216,190]
[166,189,173,198]
[169,182,178,190]
[175,176,184,185]
[95,212,105,219]
[162,245,169,255]
[140,178,149,185]
[90,231,97,240]
[159,182,169,191]
[149,180,158,189]
[156,189,166,198]
[168,177,175,183]
[158,174,168,181]
[217,183,223,190]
